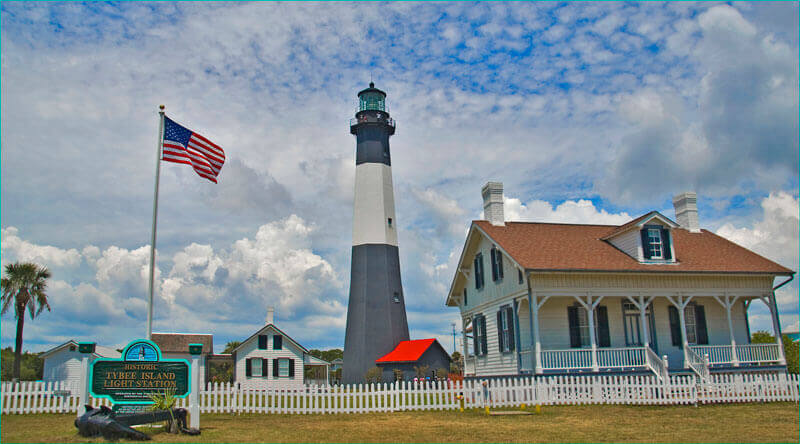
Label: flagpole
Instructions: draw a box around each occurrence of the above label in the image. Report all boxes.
[147,105,165,340]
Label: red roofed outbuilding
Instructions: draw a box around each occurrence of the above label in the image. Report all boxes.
[375,339,451,381]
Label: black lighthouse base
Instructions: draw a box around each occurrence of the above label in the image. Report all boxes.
[343,243,410,384]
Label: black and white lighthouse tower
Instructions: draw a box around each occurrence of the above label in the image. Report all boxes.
[343,83,410,383]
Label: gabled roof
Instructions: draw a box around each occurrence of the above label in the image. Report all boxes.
[151,333,213,355]
[231,324,309,355]
[375,339,449,364]
[40,340,121,359]
[601,211,678,240]
[472,220,793,275]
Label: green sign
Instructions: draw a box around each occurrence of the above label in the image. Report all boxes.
[90,339,190,404]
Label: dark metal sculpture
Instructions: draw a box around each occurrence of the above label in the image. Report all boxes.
[75,405,200,441]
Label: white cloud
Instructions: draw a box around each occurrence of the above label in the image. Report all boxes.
[1,226,82,268]
[503,197,633,225]
[716,192,798,270]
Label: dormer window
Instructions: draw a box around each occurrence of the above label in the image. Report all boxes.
[640,224,672,261]
[647,228,663,259]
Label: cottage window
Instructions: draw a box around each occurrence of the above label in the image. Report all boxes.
[647,228,663,259]
[273,335,283,350]
[518,269,523,285]
[463,288,467,306]
[497,306,515,353]
[393,292,400,303]
[490,246,504,282]
[252,358,263,377]
[474,253,485,290]
[472,315,487,356]
[278,358,290,377]
[568,305,611,348]
[685,306,697,345]
[576,309,595,347]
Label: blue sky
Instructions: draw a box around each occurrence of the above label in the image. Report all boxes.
[1,2,798,353]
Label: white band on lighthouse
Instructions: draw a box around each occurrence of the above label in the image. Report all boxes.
[352,162,398,246]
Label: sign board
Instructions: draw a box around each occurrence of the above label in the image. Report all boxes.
[90,339,190,404]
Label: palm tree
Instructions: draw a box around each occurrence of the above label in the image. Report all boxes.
[1,262,52,381]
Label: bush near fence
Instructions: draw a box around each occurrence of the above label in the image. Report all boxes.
[2,373,797,415]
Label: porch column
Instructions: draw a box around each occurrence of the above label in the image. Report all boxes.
[533,295,542,374]
[762,292,787,366]
[713,294,739,366]
[526,274,541,374]
[666,294,693,369]
[513,299,522,372]
[586,296,599,371]
[461,318,469,361]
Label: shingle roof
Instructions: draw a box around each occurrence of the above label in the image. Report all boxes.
[151,333,213,355]
[474,220,793,274]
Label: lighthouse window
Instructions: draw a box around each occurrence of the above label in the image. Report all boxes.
[388,218,392,227]
[393,292,400,303]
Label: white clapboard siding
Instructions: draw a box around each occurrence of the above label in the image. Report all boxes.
[1,373,798,415]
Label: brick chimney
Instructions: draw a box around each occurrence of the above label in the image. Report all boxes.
[673,192,700,233]
[482,182,505,226]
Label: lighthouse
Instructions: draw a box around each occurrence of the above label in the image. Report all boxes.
[343,83,410,384]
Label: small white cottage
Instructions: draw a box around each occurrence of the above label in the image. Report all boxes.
[40,340,120,386]
[231,308,330,389]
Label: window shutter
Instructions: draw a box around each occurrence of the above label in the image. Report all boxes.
[640,229,651,259]
[472,316,480,356]
[661,229,672,260]
[506,306,515,351]
[274,335,283,350]
[262,358,269,378]
[695,305,708,345]
[668,306,682,346]
[480,316,488,356]
[496,310,504,352]
[568,306,581,348]
[245,358,252,377]
[596,306,611,347]
[273,359,279,377]
[288,359,295,378]
[463,289,467,306]
[497,251,503,279]
[478,255,485,288]
[490,248,498,282]
[258,335,267,350]
[474,256,481,289]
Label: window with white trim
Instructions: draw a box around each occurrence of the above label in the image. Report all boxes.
[252,358,263,377]
[685,306,697,345]
[278,358,290,377]
[500,308,511,352]
[575,308,600,347]
[647,228,663,259]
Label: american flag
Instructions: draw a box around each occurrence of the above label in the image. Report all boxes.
[162,116,225,183]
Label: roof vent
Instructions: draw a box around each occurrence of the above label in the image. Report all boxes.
[482,182,505,227]
[673,192,700,233]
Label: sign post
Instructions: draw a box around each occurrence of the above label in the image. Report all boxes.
[188,343,202,429]
[77,342,95,418]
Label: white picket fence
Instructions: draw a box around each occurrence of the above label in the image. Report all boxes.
[2,373,797,415]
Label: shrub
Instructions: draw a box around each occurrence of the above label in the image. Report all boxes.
[364,366,383,384]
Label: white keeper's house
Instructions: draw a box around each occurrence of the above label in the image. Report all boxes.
[231,308,330,389]
[446,183,793,382]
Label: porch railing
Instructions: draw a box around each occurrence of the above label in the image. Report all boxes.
[689,345,732,364]
[736,343,781,364]
[464,356,476,375]
[685,346,710,382]
[540,349,592,370]
[519,348,533,373]
[597,347,646,368]
[689,343,782,365]
[645,347,668,381]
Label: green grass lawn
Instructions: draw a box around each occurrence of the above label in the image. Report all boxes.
[1,403,797,443]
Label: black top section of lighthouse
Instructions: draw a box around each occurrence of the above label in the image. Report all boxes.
[350,82,396,166]
[343,83,409,384]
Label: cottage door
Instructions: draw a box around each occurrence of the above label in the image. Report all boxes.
[622,302,656,353]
